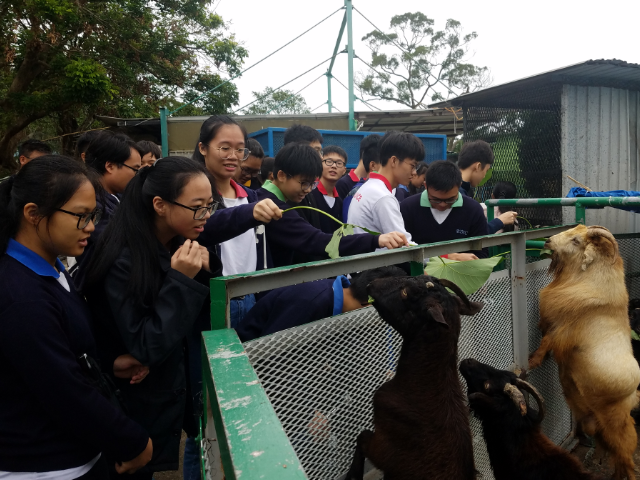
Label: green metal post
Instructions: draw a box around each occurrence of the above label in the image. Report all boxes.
[160,106,169,157]
[575,204,586,224]
[345,0,355,130]
[327,73,333,112]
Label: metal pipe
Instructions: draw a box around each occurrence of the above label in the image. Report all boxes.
[486,197,640,207]
[327,73,333,113]
[345,0,355,130]
[160,106,168,157]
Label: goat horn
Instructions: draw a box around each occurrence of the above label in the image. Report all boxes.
[437,278,472,307]
[587,225,619,259]
[515,378,545,424]
[504,383,527,416]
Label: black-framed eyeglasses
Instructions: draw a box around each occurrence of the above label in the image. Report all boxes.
[56,208,102,229]
[428,197,458,205]
[240,166,261,177]
[122,163,140,175]
[170,201,219,219]
[287,175,318,192]
[323,158,346,168]
[313,147,324,157]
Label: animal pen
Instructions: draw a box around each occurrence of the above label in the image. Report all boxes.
[198,198,640,480]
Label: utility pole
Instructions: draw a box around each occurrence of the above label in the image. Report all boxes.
[345,0,356,130]
[160,106,168,157]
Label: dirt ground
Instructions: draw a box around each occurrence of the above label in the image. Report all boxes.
[153,428,640,479]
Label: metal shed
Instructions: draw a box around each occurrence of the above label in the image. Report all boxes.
[431,59,640,233]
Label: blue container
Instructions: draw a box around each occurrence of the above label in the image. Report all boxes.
[249,128,447,169]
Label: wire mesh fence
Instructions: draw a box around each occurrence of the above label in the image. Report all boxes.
[463,84,564,228]
[241,261,570,480]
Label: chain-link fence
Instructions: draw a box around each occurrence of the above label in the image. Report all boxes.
[463,84,564,227]
[241,261,569,480]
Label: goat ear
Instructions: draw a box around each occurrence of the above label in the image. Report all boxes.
[428,306,449,328]
[581,243,596,271]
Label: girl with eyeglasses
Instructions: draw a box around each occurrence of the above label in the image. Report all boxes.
[82,156,223,479]
[193,115,269,326]
[0,156,152,479]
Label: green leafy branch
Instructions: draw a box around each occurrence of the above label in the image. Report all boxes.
[281,206,381,259]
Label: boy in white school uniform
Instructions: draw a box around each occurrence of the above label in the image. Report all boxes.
[347,131,424,242]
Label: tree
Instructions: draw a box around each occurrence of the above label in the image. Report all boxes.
[244,87,311,115]
[357,13,491,109]
[0,0,248,170]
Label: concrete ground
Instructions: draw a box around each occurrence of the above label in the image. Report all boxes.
[153,428,640,479]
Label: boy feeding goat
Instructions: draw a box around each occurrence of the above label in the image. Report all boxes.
[345,275,483,480]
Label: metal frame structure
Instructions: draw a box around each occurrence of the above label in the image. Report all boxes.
[202,225,573,479]
[486,196,640,225]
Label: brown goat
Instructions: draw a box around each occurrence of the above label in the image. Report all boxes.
[529,224,640,480]
[345,275,483,480]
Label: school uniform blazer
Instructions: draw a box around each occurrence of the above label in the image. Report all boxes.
[256,187,381,268]
[0,249,148,473]
[459,181,504,234]
[85,241,221,472]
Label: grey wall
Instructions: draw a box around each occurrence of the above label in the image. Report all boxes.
[562,85,640,233]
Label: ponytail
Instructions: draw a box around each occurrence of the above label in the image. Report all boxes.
[0,156,99,254]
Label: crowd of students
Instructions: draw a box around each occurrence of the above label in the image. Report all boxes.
[0,118,520,479]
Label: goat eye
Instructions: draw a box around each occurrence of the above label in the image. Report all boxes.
[572,236,581,245]
[401,288,408,299]
[484,381,491,391]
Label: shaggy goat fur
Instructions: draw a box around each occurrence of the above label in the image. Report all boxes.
[529,224,640,480]
[345,275,483,480]
[460,358,601,480]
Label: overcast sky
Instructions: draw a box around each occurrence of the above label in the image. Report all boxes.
[212,0,639,114]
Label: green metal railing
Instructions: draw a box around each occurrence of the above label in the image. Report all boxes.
[486,196,640,225]
[201,226,574,479]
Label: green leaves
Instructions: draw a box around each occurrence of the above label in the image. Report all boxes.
[424,256,503,295]
[540,248,553,257]
[280,206,380,259]
[632,330,640,342]
[477,168,493,187]
[245,87,311,115]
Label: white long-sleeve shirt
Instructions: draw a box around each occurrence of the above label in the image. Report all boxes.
[347,173,411,245]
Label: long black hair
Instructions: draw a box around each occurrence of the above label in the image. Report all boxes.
[192,115,248,165]
[408,161,429,195]
[83,156,213,301]
[492,181,518,232]
[0,155,100,254]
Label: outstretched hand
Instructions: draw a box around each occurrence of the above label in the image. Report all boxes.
[378,232,409,250]
[253,199,282,223]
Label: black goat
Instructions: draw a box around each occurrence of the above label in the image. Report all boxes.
[460,358,601,480]
[345,275,483,480]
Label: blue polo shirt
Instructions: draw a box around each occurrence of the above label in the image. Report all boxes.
[236,276,351,342]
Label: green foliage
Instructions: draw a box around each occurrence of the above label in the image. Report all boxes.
[0,0,248,167]
[424,256,503,295]
[280,206,380,259]
[477,168,493,187]
[245,87,311,115]
[358,13,490,109]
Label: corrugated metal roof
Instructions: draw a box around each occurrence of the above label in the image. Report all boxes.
[430,59,640,109]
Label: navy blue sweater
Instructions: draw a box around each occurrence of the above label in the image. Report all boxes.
[400,194,489,258]
[309,187,343,234]
[236,279,335,342]
[0,250,148,472]
[459,181,504,234]
[335,171,360,199]
[256,188,380,267]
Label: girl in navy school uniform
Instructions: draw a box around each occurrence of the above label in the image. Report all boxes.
[0,156,152,479]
